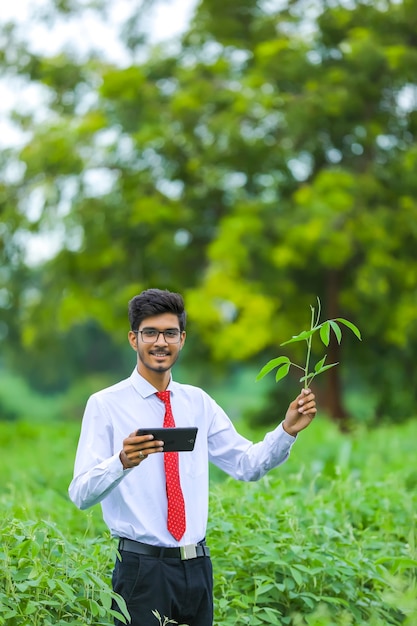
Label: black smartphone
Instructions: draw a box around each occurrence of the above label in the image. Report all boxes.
[136,427,198,452]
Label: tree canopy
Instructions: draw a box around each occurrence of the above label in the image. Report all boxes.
[1,0,417,422]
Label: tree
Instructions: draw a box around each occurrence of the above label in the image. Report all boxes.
[1,0,417,422]
[185,0,417,422]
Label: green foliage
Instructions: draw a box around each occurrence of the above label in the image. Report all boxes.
[0,417,416,625]
[0,369,117,421]
[1,0,417,421]
[0,518,129,625]
[256,298,361,388]
[0,419,128,625]
[208,418,417,625]
[0,371,62,422]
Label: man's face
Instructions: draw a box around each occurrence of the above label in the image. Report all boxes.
[129,313,186,378]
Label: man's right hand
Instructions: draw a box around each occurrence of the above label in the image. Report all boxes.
[119,432,164,469]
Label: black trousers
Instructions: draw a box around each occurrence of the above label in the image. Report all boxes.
[111,550,213,626]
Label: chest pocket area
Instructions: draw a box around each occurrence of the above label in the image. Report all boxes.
[182,444,206,479]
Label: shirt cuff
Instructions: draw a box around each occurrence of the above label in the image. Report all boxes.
[101,451,133,476]
[279,421,297,441]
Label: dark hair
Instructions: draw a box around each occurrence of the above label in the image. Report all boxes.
[128,288,186,332]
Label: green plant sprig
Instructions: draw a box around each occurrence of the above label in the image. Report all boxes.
[152,609,188,626]
[256,297,361,389]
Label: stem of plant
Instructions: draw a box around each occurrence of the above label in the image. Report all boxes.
[303,304,315,389]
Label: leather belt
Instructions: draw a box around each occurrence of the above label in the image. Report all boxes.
[118,538,210,560]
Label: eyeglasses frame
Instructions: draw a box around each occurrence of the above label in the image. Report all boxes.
[134,328,183,344]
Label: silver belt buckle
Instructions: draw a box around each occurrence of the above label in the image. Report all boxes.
[180,544,197,560]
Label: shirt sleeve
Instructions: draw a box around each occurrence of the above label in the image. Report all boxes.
[68,394,132,510]
[207,400,296,481]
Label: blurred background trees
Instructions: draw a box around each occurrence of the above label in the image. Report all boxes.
[1,0,417,426]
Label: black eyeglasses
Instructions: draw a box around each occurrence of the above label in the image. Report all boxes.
[135,328,182,344]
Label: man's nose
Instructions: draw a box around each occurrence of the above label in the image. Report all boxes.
[154,331,168,344]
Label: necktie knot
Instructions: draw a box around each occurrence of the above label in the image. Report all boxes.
[156,390,170,405]
[156,391,175,428]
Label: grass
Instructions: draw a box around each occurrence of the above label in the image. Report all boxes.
[0,415,416,625]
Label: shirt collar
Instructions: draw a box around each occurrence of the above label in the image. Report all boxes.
[129,367,176,398]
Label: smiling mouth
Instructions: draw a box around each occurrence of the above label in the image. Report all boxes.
[151,351,169,358]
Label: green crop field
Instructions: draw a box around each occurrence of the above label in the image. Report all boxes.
[0,417,416,625]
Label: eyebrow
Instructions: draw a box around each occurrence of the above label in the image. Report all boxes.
[140,327,180,331]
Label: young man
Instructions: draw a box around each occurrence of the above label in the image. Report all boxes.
[69,288,317,626]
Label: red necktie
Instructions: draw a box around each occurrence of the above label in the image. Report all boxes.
[156,391,186,541]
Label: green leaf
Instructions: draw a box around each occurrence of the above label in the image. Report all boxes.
[335,318,362,340]
[319,321,330,346]
[290,566,303,586]
[275,362,290,383]
[24,601,38,615]
[281,328,316,346]
[316,362,339,374]
[329,320,342,344]
[314,355,327,372]
[109,609,129,624]
[256,356,290,381]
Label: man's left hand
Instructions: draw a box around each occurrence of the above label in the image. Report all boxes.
[282,388,317,437]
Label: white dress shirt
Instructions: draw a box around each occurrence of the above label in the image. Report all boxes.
[68,368,296,547]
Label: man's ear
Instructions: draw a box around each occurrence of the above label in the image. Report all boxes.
[128,331,137,351]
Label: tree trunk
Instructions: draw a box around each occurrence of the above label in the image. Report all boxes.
[323,270,350,430]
